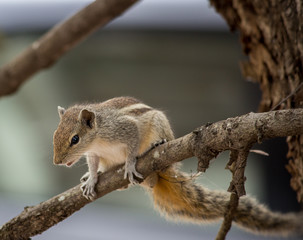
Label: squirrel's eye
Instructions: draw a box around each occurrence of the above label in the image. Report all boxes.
[70,135,79,146]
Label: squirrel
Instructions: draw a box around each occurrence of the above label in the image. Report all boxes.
[53,96,303,237]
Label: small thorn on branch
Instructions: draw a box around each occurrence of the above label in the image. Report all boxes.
[249,149,269,156]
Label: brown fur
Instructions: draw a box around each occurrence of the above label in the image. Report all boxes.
[152,166,303,237]
[128,107,152,115]
[101,96,141,109]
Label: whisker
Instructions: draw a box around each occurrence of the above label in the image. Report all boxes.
[76,161,88,168]
[200,174,225,191]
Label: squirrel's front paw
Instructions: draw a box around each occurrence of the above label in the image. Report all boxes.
[152,139,167,148]
[124,158,143,185]
[80,172,90,183]
[81,176,98,200]
[80,171,101,183]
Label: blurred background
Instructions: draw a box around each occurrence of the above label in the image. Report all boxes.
[0,0,300,239]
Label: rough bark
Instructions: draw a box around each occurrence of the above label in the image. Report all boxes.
[1,109,303,240]
[215,192,239,240]
[0,0,139,97]
[210,0,303,202]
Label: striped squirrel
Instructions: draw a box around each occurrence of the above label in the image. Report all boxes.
[53,96,303,237]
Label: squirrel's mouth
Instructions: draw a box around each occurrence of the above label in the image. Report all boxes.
[66,161,75,167]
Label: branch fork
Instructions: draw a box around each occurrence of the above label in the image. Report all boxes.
[1,109,303,239]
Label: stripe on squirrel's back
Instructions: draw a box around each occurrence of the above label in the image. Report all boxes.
[101,97,141,109]
[128,107,152,115]
[121,103,153,116]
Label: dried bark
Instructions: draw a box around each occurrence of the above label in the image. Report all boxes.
[210,0,303,202]
[215,192,239,240]
[0,0,139,97]
[1,109,303,240]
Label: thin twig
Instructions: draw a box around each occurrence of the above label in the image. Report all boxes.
[231,149,249,196]
[270,82,303,111]
[217,149,248,239]
[0,0,139,97]
[215,192,239,240]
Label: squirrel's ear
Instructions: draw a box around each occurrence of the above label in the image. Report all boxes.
[79,109,95,129]
[57,106,66,119]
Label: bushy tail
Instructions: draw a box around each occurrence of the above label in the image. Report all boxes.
[151,166,303,237]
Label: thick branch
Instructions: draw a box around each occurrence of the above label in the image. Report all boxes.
[1,109,303,239]
[0,0,139,97]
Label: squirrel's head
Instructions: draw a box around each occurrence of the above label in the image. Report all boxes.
[53,105,97,167]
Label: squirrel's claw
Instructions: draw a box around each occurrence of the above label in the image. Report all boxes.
[152,139,167,148]
[138,139,168,158]
[124,159,143,185]
[81,176,98,200]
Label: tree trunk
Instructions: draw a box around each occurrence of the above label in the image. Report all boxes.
[210,0,303,202]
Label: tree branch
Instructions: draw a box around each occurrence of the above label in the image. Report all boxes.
[215,192,239,240]
[1,109,303,239]
[216,149,249,240]
[227,149,249,196]
[0,0,139,97]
